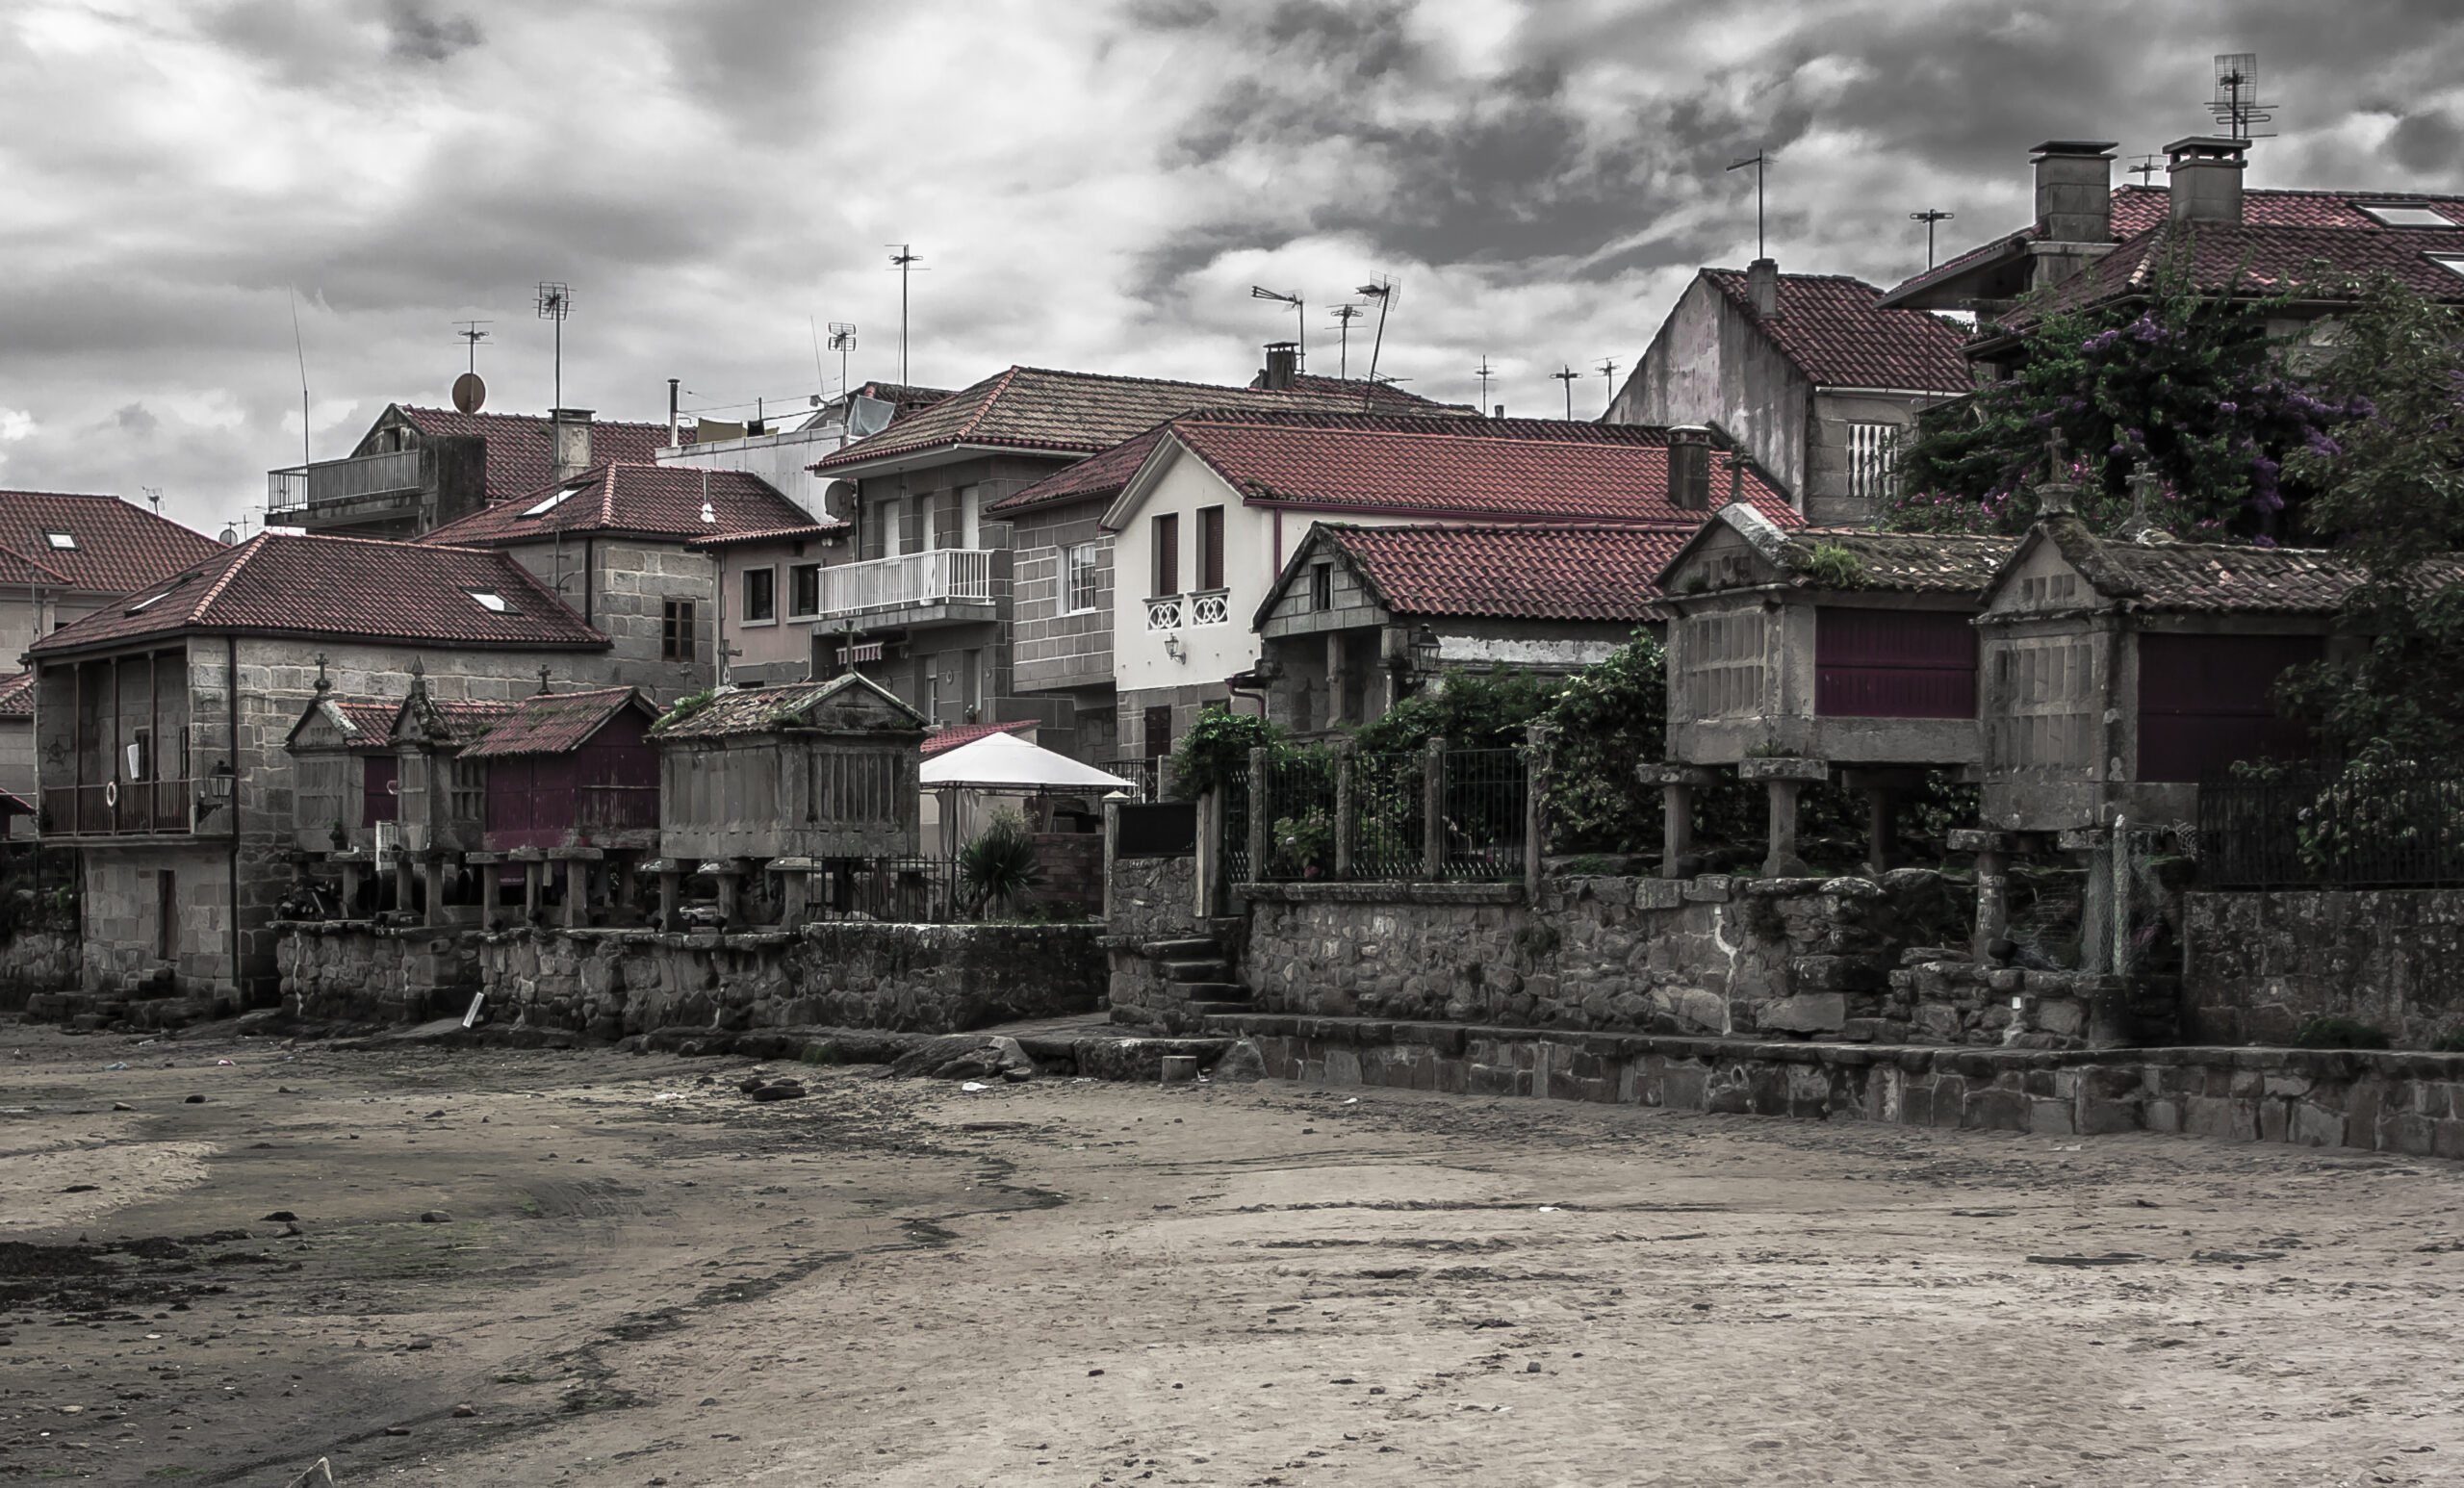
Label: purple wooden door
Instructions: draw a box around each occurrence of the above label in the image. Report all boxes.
[361,756,398,827]
[1815,608,1977,719]
[2136,632,2323,782]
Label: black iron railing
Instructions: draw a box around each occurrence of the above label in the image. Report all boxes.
[2197,758,2464,889]
[1440,748,1528,882]
[1226,744,1530,883]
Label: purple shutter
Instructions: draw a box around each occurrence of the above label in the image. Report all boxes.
[2136,632,2323,782]
[1815,608,1977,719]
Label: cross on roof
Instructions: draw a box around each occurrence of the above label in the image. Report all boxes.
[2045,427,2070,478]
[313,653,330,693]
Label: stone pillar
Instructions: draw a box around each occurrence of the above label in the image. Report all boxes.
[1326,633,1349,727]
[561,861,584,930]
[1102,797,1119,924]
[2062,825,2113,973]
[521,859,542,922]
[340,859,366,917]
[715,866,741,925]
[1523,722,1550,899]
[1738,757,1829,879]
[654,863,681,932]
[394,856,417,920]
[1949,829,2015,961]
[772,858,814,928]
[1839,767,1927,877]
[423,856,446,929]
[1245,745,1270,883]
[1421,735,1448,880]
[1333,741,1355,881]
[1642,764,1716,880]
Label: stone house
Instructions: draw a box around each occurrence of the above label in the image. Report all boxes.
[1099,413,1801,758]
[1251,523,1687,735]
[1603,266,1971,525]
[269,404,687,540]
[1973,494,2359,834]
[417,461,823,706]
[0,487,228,677]
[813,360,1431,759]
[686,518,856,688]
[29,532,614,999]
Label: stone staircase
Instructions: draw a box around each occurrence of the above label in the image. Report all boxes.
[1108,917,1249,1035]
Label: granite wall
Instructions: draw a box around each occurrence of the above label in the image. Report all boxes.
[0,929,79,1009]
[2182,888,2464,1046]
[274,921,483,1024]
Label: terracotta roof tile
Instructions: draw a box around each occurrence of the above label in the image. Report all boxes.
[685,521,843,551]
[1244,372,1469,410]
[984,427,1171,516]
[1780,528,2019,594]
[1699,270,1972,392]
[0,490,227,596]
[1307,524,1688,623]
[29,533,608,656]
[2010,219,2464,328]
[416,464,820,548]
[464,686,651,758]
[395,407,689,500]
[853,381,958,417]
[1159,412,1806,527]
[0,672,33,719]
[2064,531,2363,612]
[919,718,1037,756]
[811,365,1477,473]
[329,697,398,742]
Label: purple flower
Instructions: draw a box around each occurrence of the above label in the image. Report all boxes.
[2218,401,2238,415]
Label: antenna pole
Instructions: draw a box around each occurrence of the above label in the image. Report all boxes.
[1475,356,1494,415]
[1595,356,1619,415]
[1909,210,1955,269]
[1356,278,1397,411]
[536,282,572,413]
[888,245,921,384]
[1727,150,1772,260]
[289,288,310,469]
[1552,364,1582,421]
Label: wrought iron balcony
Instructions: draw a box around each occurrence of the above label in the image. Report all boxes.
[810,549,996,623]
[266,448,424,521]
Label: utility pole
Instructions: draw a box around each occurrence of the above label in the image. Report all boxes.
[1552,364,1582,421]
[1595,357,1619,416]
[1727,149,1772,260]
[1474,356,1495,416]
[1328,303,1366,379]
[887,246,921,384]
[1910,210,1954,269]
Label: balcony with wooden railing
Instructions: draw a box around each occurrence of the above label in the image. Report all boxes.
[266,448,424,524]
[41,779,205,837]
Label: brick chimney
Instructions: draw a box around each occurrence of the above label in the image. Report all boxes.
[549,408,594,482]
[2166,136,2248,223]
[1744,259,1781,318]
[1260,342,1299,391]
[2030,140,2118,243]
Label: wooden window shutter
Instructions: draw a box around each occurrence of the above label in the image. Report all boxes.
[1198,505,1224,591]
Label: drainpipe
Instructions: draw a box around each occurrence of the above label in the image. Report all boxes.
[581,537,593,627]
[226,634,240,1004]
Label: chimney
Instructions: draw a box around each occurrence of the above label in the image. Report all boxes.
[2030,140,2118,243]
[1261,342,1299,391]
[1744,258,1781,318]
[550,408,594,482]
[2166,136,2248,223]
[1667,425,1713,511]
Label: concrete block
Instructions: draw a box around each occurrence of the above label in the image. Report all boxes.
[2030,1096,2075,1136]
[1758,993,1847,1034]
[1635,879,1684,911]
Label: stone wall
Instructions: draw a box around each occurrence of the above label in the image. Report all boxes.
[274,921,484,1024]
[1228,1013,2464,1157]
[1242,871,1992,1042]
[1104,854,1201,1023]
[479,922,1104,1039]
[0,930,80,1009]
[2183,888,2464,1046]
[1026,833,1104,912]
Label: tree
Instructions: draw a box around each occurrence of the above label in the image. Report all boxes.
[1886,236,2352,540]
[2274,272,2464,757]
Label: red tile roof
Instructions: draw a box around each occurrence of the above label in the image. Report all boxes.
[685,521,843,551]
[416,464,822,548]
[1153,412,1806,527]
[394,407,690,500]
[984,427,1172,517]
[0,672,32,719]
[1245,372,1470,410]
[1699,270,1972,392]
[2008,219,2464,328]
[329,697,398,742]
[852,380,958,417]
[919,718,1038,756]
[464,686,652,758]
[810,365,1477,474]
[2038,525,2366,613]
[1297,523,1688,624]
[0,491,228,597]
[28,533,608,656]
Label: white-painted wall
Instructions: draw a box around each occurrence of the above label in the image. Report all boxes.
[655,423,847,520]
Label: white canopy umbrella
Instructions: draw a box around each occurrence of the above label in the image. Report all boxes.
[920,731,1137,791]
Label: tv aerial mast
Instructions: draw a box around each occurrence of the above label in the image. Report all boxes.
[1250,286,1304,374]
[453,320,491,413]
[535,283,572,412]
[1909,210,1954,269]
[2210,53,2278,140]
[1552,364,1582,421]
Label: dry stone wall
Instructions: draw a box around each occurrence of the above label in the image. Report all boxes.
[0,930,79,1008]
[274,922,483,1024]
[2183,888,2464,1046]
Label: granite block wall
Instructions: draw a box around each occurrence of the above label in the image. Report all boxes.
[2182,888,2464,1046]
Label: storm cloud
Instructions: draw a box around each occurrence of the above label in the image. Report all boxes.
[3,0,2461,534]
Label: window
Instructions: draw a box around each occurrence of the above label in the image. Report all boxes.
[1310,561,1333,612]
[2428,253,2464,283]
[742,566,777,624]
[790,563,821,617]
[1065,543,1099,612]
[43,531,75,550]
[466,588,514,614]
[2360,203,2458,228]
[125,574,192,615]
[1197,505,1225,592]
[1846,422,1900,503]
[520,484,585,518]
[662,600,697,660]
[1151,513,1180,597]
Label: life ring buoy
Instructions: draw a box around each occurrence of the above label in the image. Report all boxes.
[103,780,118,808]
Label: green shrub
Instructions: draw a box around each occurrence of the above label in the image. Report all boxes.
[1168,707,1285,800]
[958,809,1043,917]
[1798,543,1866,589]
[2292,1015,2391,1050]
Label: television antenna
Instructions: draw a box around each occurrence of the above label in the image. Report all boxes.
[1355,278,1398,410]
[535,282,572,412]
[1595,356,1620,408]
[1909,209,1955,269]
[453,320,491,413]
[141,486,162,516]
[2210,53,2277,140]
[1552,364,1582,421]
[828,321,857,398]
[1474,355,1496,414]
[1727,148,1773,260]
[2127,154,2163,186]
[886,245,924,383]
[1326,302,1367,379]
[1250,286,1304,374]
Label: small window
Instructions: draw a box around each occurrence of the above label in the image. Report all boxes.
[1151,512,1180,598]
[466,589,513,614]
[790,563,821,616]
[44,531,74,550]
[662,600,697,660]
[1065,543,1099,613]
[1196,505,1225,592]
[1846,422,1901,503]
[520,484,586,518]
[2360,203,2458,228]
[1310,561,1333,612]
[742,566,777,624]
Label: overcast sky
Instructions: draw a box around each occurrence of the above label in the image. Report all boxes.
[4,0,2461,535]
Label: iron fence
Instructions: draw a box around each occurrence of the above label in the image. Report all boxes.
[1094,757,1164,803]
[1224,744,1530,883]
[1350,751,1424,881]
[2197,758,2464,889]
[1259,752,1340,879]
[1221,767,1251,883]
[1440,748,1528,882]
[807,855,963,922]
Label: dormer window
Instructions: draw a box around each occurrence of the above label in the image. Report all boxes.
[466,589,515,614]
[520,484,585,518]
[2360,203,2459,228]
[44,531,75,550]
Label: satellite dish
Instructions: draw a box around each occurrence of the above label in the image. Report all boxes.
[844,394,895,439]
[452,372,487,415]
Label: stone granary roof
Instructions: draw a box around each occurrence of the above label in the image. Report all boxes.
[463,686,653,758]
[1994,521,2368,613]
[0,489,227,596]
[393,407,691,501]
[0,672,34,719]
[1272,523,1688,625]
[649,672,928,741]
[1147,412,1806,527]
[27,533,608,657]
[1698,270,1972,392]
[810,365,1468,474]
[1777,528,2021,593]
[418,464,825,548]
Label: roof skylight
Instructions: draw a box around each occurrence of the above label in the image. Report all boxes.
[466,589,514,614]
[44,531,75,550]
[2426,254,2464,282]
[124,575,192,615]
[2360,203,2459,228]
[520,484,586,518]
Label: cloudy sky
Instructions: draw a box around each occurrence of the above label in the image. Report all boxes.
[3,0,2461,534]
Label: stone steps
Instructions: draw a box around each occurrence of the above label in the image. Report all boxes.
[1159,959,1232,985]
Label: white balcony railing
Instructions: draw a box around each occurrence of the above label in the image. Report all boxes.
[1145,595,1184,631]
[812,548,995,621]
[1189,588,1230,627]
[266,448,424,517]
